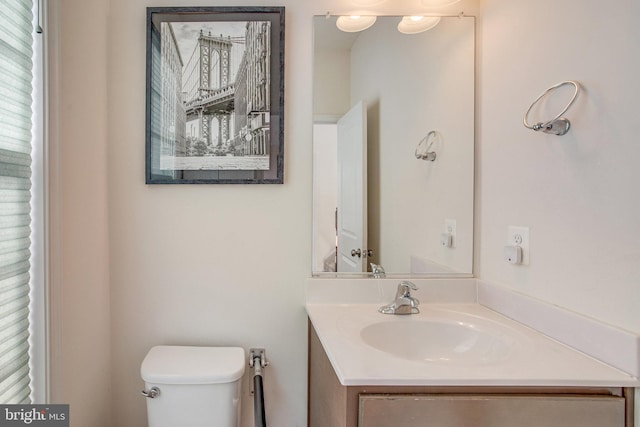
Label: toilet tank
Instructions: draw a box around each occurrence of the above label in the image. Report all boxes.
[141,346,245,427]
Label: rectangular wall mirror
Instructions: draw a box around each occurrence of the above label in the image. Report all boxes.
[312,14,475,276]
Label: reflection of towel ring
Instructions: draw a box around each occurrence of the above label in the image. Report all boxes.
[523,81,581,136]
[415,130,438,161]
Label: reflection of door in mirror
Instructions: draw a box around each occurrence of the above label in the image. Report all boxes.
[312,15,475,276]
[312,101,367,273]
[336,101,367,272]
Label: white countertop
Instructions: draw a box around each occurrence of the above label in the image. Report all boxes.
[306,279,640,387]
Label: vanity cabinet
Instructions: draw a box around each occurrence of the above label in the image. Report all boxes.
[308,324,634,427]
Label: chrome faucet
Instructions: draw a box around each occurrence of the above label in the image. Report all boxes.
[378,281,420,315]
[370,263,386,278]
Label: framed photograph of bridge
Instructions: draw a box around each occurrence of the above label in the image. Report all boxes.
[145,7,285,184]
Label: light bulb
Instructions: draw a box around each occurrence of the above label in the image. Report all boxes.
[397,16,441,34]
[336,15,377,32]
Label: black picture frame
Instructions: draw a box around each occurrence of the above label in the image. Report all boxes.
[145,7,285,184]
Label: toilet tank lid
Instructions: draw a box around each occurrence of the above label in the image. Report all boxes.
[141,346,245,384]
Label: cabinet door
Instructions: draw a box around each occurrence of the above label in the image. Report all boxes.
[359,394,625,427]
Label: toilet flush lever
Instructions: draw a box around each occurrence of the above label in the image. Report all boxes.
[141,387,160,399]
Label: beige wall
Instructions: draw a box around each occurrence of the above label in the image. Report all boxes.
[107,2,310,426]
[313,48,351,117]
[105,1,477,426]
[51,0,640,425]
[48,0,112,425]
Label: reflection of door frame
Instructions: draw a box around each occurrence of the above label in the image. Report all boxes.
[337,101,367,273]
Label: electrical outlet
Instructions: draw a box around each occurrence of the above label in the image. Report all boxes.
[445,219,456,248]
[507,226,530,265]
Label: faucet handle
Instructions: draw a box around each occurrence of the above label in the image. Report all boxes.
[395,281,418,299]
[379,281,420,315]
[399,281,418,292]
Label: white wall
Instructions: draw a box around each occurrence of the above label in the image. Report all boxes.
[477,0,640,419]
[477,0,640,335]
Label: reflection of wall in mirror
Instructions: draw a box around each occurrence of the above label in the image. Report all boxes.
[312,16,474,274]
[312,35,350,273]
[410,255,458,274]
[313,48,351,117]
[349,17,475,274]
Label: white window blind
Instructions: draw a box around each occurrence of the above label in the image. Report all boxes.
[0,0,35,404]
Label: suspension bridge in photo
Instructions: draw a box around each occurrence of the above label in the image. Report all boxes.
[182,31,244,148]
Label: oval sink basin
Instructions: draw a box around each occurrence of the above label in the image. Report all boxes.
[360,319,514,364]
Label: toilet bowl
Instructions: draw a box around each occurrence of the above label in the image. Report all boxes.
[141,346,245,427]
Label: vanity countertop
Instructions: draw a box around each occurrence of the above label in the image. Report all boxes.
[306,276,640,389]
[307,302,639,387]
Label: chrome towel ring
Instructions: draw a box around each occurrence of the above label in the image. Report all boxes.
[415,130,439,161]
[523,81,581,136]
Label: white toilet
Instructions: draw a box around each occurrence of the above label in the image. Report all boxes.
[141,345,245,427]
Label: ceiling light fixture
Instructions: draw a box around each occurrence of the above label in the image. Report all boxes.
[397,16,441,34]
[336,15,377,32]
[420,0,462,7]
